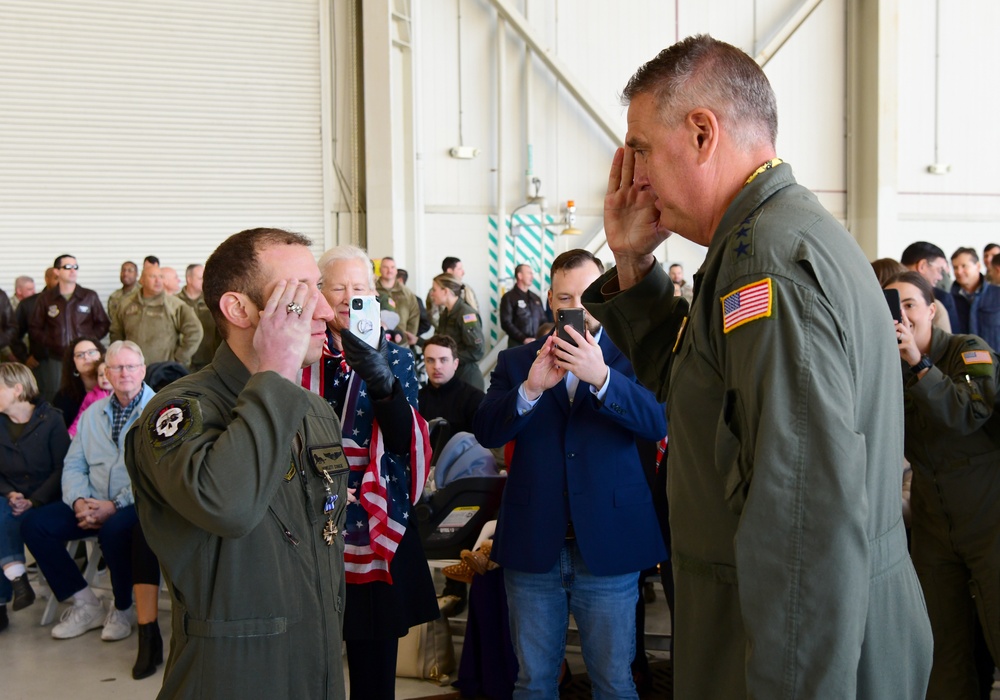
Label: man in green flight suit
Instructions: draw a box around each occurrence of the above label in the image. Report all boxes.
[126,228,349,699]
[582,36,933,699]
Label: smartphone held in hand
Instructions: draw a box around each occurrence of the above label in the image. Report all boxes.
[557,308,586,347]
[883,288,902,323]
[349,296,382,348]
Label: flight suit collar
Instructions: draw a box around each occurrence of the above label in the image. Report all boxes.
[137,291,166,307]
[210,342,253,396]
[708,162,797,262]
[928,325,951,363]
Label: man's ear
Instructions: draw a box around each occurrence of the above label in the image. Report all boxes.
[686,108,720,164]
[220,292,255,330]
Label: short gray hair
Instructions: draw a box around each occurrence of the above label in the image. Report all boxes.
[622,34,777,150]
[318,245,376,290]
[106,340,145,365]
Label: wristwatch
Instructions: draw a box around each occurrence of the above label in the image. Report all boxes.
[908,355,933,374]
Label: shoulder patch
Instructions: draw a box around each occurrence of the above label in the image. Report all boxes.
[721,278,773,333]
[147,398,202,458]
[463,313,478,324]
[962,350,993,366]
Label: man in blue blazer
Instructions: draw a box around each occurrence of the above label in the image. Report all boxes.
[473,249,667,699]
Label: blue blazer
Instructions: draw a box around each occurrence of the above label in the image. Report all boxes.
[473,332,667,576]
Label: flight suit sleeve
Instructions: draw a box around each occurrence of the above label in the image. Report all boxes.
[109,303,125,343]
[720,273,869,698]
[132,372,313,538]
[583,263,688,403]
[904,337,998,434]
[405,292,420,337]
[173,302,205,366]
[457,312,485,363]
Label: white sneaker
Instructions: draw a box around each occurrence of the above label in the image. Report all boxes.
[51,600,105,639]
[101,605,135,641]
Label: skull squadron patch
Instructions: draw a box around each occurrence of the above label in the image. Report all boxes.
[148,398,203,458]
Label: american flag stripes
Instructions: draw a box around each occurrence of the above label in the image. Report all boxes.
[721,278,773,333]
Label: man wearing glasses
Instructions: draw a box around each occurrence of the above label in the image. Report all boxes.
[28,254,110,402]
[22,340,154,640]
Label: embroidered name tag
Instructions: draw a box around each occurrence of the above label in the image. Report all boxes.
[721,278,773,333]
[309,444,351,476]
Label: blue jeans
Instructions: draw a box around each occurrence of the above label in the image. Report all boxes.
[504,540,639,699]
[21,501,138,610]
[0,499,29,604]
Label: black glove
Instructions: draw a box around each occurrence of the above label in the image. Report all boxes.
[341,328,394,401]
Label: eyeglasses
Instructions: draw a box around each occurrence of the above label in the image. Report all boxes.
[60,264,79,270]
[72,348,100,360]
[105,364,143,373]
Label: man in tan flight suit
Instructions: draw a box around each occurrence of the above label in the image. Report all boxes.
[126,228,348,699]
[582,35,932,699]
[111,264,203,367]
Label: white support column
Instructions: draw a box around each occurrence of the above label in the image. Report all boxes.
[362,0,401,257]
[846,0,899,258]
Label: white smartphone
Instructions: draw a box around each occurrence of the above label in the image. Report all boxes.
[349,296,382,348]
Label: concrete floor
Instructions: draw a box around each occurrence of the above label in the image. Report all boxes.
[3,566,673,699]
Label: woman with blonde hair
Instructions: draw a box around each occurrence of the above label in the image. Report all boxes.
[0,362,71,631]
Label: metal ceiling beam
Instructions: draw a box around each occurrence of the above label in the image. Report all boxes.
[755,0,825,67]
[485,0,623,147]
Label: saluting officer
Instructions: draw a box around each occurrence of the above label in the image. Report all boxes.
[583,36,931,699]
[126,228,349,700]
[423,272,485,390]
[888,271,1000,699]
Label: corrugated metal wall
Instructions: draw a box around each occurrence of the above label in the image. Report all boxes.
[0,0,325,303]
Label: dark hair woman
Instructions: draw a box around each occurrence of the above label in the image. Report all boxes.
[53,336,106,428]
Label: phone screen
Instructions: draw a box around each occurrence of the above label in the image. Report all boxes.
[883,288,902,323]
[556,308,586,346]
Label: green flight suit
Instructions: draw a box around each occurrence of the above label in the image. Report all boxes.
[375,278,420,339]
[434,297,485,391]
[584,163,932,699]
[111,291,204,367]
[177,287,221,371]
[903,328,1000,699]
[125,343,348,700]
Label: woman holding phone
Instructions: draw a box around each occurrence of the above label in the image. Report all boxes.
[425,273,485,390]
[886,270,1000,698]
[301,245,437,700]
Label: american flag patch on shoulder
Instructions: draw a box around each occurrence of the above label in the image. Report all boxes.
[721,278,773,333]
[962,350,992,365]
[462,313,478,323]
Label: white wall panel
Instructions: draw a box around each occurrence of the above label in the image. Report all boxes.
[0,0,324,302]
[879,0,1000,260]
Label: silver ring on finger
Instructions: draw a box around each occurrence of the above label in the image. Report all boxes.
[286,302,304,316]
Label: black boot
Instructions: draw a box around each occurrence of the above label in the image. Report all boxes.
[11,574,35,611]
[0,604,8,632]
[132,621,164,680]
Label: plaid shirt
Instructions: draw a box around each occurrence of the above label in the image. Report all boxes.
[110,386,146,444]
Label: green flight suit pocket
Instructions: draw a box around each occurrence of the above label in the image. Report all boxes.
[716,389,753,514]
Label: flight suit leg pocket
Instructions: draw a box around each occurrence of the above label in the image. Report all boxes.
[715,389,753,514]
